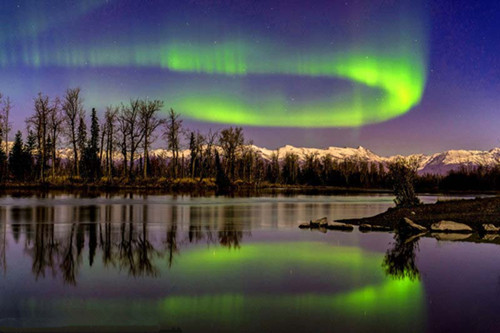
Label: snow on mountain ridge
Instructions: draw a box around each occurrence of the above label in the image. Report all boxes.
[251,145,500,176]
[256,144,383,162]
[417,149,500,175]
[10,139,500,176]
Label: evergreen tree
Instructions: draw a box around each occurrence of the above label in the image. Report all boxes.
[25,130,36,181]
[80,108,101,180]
[9,131,27,181]
[189,131,197,178]
[89,108,99,154]
[77,115,87,156]
[215,150,230,192]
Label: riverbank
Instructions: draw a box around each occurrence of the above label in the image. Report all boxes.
[339,196,500,232]
[0,178,395,195]
[3,178,500,196]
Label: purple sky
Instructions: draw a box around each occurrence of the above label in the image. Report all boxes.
[0,0,499,156]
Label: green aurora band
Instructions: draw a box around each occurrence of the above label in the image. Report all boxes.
[26,280,423,331]
[17,242,426,330]
[164,41,427,127]
[0,10,427,127]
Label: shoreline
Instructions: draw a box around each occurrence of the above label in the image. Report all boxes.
[1,180,498,196]
[339,196,500,232]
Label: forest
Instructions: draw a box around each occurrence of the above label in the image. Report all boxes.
[0,88,498,193]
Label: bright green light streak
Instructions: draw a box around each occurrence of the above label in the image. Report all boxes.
[173,241,373,270]
[3,32,427,127]
[160,279,425,326]
[17,242,425,331]
[162,242,425,323]
[21,279,425,331]
[164,41,426,127]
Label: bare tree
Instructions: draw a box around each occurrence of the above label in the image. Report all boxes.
[99,117,106,169]
[116,109,129,177]
[164,108,182,179]
[282,152,299,184]
[122,99,143,179]
[26,93,52,182]
[388,157,421,207]
[139,99,164,179]
[62,88,84,177]
[201,129,218,180]
[103,106,118,179]
[0,95,12,164]
[48,97,63,180]
[188,130,205,179]
[0,94,12,178]
[268,150,280,183]
[77,114,87,162]
[219,127,244,182]
[240,142,259,183]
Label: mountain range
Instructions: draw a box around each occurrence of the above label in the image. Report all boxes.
[246,145,500,176]
[14,142,500,176]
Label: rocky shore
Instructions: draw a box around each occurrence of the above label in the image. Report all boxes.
[299,196,500,244]
[339,196,500,232]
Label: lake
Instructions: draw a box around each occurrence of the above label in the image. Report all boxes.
[0,192,499,332]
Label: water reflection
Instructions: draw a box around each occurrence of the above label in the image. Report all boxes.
[1,241,427,332]
[1,203,250,284]
[0,197,429,285]
[2,193,500,332]
[0,193,435,331]
[383,232,422,281]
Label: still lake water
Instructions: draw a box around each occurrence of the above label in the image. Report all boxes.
[0,192,499,332]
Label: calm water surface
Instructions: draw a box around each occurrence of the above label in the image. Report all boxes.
[0,193,498,332]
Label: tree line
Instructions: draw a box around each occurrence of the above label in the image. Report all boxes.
[0,88,498,192]
[0,88,248,189]
[0,88,391,190]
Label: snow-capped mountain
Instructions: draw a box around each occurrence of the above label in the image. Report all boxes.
[411,148,500,175]
[250,145,500,176]
[251,145,385,164]
[15,140,500,176]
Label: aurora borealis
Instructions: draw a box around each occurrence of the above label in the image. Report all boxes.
[6,40,426,127]
[0,0,499,153]
[3,240,426,331]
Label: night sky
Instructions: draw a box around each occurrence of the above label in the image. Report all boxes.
[0,0,498,155]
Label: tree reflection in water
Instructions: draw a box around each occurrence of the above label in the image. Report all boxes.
[165,205,178,268]
[0,202,248,284]
[218,206,244,249]
[0,207,7,275]
[60,224,77,285]
[382,232,423,281]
